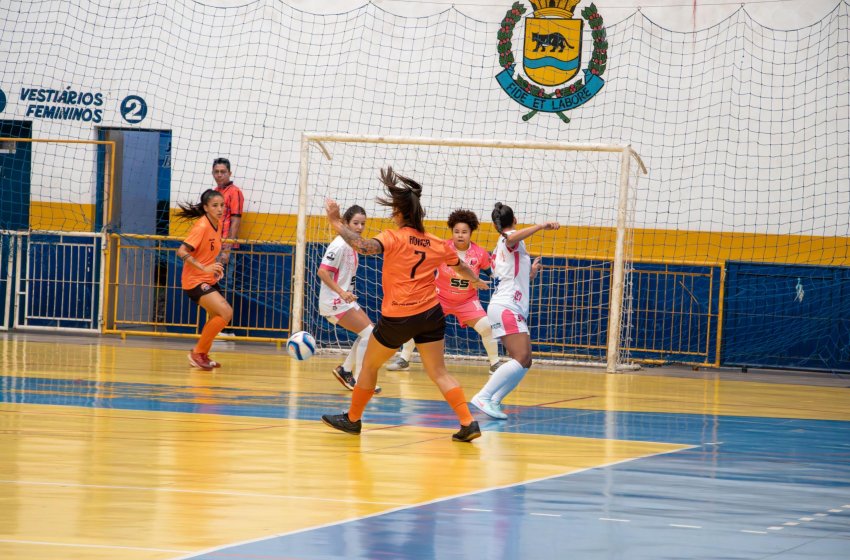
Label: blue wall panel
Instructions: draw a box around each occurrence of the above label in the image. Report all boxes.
[722,262,850,372]
[628,263,720,364]
[304,247,719,364]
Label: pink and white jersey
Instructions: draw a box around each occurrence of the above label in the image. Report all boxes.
[489,230,532,317]
[318,236,358,315]
[435,240,491,306]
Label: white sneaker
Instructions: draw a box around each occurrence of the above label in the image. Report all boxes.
[385,357,410,371]
[471,394,507,420]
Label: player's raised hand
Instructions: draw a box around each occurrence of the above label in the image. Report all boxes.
[531,257,543,281]
[532,257,542,274]
[540,221,561,231]
[325,198,342,222]
[473,278,490,290]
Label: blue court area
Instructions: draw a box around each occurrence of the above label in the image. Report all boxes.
[2,373,849,560]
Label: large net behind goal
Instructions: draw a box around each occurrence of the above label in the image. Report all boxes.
[2,1,848,369]
[297,135,644,371]
[0,135,112,233]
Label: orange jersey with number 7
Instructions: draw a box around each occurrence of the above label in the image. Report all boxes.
[374,227,460,317]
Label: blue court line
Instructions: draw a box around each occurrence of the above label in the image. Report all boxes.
[2,375,849,448]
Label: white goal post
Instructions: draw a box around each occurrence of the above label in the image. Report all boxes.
[294,133,646,373]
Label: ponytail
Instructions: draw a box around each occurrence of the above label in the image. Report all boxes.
[491,202,514,239]
[176,189,223,220]
[376,166,426,232]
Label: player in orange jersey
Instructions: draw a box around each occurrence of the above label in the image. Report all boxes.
[321,167,486,442]
[175,189,232,371]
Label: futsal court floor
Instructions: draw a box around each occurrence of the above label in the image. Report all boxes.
[0,332,848,559]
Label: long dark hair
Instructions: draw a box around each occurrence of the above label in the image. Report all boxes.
[342,204,366,223]
[491,202,515,239]
[376,166,425,233]
[176,189,223,220]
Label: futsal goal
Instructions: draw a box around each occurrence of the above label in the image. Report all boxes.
[294,133,646,373]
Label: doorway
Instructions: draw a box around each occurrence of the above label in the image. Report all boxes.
[0,120,32,230]
[97,128,172,327]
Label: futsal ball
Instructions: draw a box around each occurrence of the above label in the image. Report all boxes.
[287,331,317,361]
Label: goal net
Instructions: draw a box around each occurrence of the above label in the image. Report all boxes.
[296,134,645,372]
[0,136,113,233]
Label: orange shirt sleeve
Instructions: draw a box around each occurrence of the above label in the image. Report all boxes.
[442,239,460,266]
[183,220,206,252]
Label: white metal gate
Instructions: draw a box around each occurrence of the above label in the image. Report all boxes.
[0,231,15,330]
[14,232,104,332]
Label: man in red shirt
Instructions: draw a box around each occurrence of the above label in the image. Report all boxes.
[212,158,245,336]
[212,157,245,264]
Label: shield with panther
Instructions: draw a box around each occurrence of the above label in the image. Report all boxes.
[523,17,583,86]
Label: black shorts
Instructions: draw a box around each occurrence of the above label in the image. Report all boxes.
[372,304,446,349]
[184,282,222,303]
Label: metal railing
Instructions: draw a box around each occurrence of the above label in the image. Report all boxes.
[104,234,293,342]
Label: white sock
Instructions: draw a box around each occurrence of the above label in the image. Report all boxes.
[477,359,528,403]
[342,336,358,372]
[400,339,415,361]
[471,316,500,365]
[353,325,373,379]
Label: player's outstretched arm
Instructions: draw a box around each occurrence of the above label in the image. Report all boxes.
[450,260,489,290]
[325,198,382,255]
[504,221,561,249]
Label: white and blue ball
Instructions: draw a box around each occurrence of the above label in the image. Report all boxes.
[287,330,317,361]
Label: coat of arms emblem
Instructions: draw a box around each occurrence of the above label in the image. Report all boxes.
[496,1,608,122]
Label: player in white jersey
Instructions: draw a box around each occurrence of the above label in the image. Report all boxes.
[316,205,380,394]
[470,202,560,419]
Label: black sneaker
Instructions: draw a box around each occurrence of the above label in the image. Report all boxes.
[332,366,383,395]
[489,359,508,374]
[332,366,356,390]
[452,421,481,442]
[322,412,362,435]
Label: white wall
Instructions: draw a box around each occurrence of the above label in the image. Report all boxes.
[1,0,847,237]
[217,0,841,29]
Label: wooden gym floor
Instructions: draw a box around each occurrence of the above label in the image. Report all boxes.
[1,332,848,559]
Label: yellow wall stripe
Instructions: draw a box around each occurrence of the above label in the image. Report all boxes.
[29,204,849,267]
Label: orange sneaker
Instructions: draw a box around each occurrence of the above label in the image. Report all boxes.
[202,354,222,368]
[188,352,214,371]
